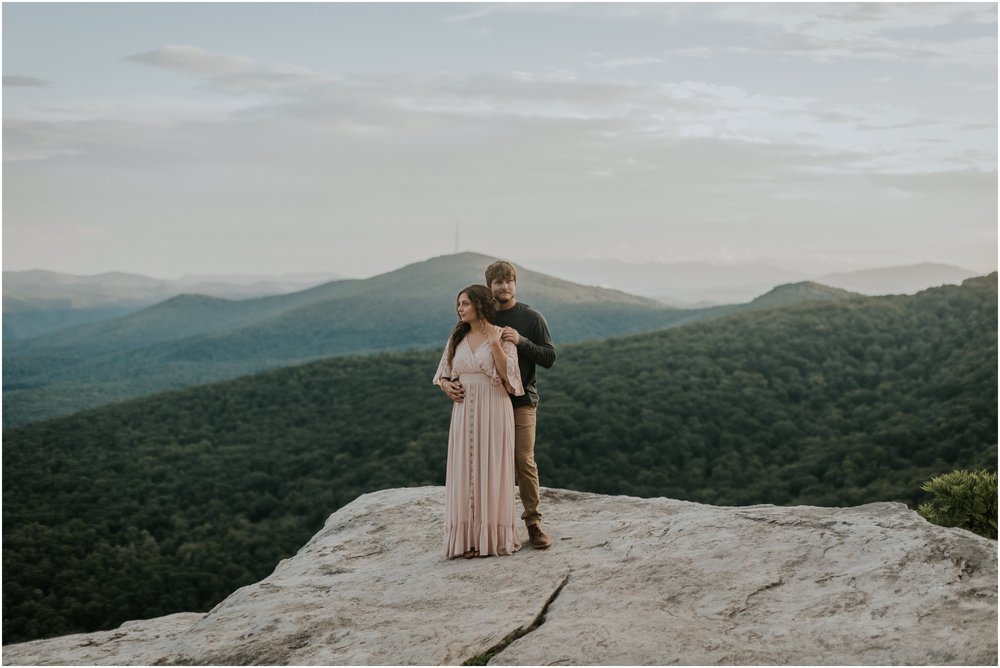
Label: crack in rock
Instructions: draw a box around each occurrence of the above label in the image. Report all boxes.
[727,578,785,620]
[462,572,571,666]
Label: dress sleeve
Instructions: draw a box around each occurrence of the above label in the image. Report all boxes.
[496,339,524,396]
[432,341,452,386]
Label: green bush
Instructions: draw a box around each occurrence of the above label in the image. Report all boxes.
[917,469,998,539]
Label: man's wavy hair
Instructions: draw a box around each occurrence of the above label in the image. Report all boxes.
[485,260,517,286]
[446,284,498,367]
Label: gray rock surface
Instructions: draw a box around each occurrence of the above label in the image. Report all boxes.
[4,486,997,665]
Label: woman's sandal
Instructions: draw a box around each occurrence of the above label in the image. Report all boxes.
[462,548,479,559]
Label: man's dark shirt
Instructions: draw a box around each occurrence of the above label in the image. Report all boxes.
[492,301,556,408]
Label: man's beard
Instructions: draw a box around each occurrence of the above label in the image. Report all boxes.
[494,293,511,303]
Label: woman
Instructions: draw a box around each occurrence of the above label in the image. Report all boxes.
[433,284,524,559]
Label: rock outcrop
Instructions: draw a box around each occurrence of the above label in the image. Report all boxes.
[4,487,997,665]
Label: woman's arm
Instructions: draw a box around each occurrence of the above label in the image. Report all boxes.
[433,339,464,403]
[487,326,512,385]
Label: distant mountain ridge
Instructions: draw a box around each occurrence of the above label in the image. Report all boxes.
[6,253,663,357]
[816,263,981,295]
[4,269,348,301]
[2,253,680,427]
[531,257,984,305]
[2,252,871,428]
[6,260,981,341]
[3,269,346,341]
[746,281,858,308]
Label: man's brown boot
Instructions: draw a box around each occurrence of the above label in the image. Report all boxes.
[528,524,552,549]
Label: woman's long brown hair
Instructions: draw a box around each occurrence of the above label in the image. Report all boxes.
[446,284,498,367]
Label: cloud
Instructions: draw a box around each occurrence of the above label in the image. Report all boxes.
[713,3,991,34]
[124,45,336,95]
[870,168,998,194]
[442,2,571,24]
[709,3,996,65]
[3,119,82,161]
[573,5,994,73]
[4,75,48,87]
[2,117,176,163]
[7,36,992,182]
[585,56,665,71]
[126,45,257,76]
[762,32,995,66]
[444,2,696,26]
[0,64,968,177]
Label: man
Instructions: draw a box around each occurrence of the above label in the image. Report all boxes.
[439,260,557,549]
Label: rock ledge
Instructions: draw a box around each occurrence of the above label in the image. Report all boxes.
[4,487,997,665]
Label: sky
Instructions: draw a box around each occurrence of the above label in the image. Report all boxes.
[3,2,997,280]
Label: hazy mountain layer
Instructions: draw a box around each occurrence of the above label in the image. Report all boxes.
[3,269,347,304]
[3,274,995,643]
[2,298,143,342]
[5,261,981,342]
[816,263,981,295]
[2,269,345,341]
[533,258,981,305]
[6,253,860,428]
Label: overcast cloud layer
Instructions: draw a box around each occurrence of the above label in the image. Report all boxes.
[3,2,996,278]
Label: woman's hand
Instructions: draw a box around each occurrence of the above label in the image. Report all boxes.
[441,378,465,403]
[488,325,512,387]
[487,325,503,347]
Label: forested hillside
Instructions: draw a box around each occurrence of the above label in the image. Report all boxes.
[3,253,684,427]
[2,252,856,428]
[3,274,995,643]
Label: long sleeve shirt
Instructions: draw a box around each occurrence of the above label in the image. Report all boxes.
[492,302,556,408]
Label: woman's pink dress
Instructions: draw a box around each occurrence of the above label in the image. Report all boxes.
[433,335,524,558]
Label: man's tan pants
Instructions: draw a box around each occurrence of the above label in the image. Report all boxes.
[513,405,541,527]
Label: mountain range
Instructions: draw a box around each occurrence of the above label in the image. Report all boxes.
[2,269,344,341]
[532,258,983,305]
[4,253,680,426]
[3,253,865,428]
[5,260,983,342]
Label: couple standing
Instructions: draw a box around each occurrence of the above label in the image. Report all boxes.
[433,260,556,559]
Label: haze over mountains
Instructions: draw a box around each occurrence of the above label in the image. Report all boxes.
[2,253,678,426]
[5,260,980,342]
[534,258,983,306]
[2,252,990,428]
[3,270,345,341]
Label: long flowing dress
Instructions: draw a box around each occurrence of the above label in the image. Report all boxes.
[433,334,524,558]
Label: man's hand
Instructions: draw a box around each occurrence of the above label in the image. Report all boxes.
[441,378,465,403]
[500,327,520,345]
